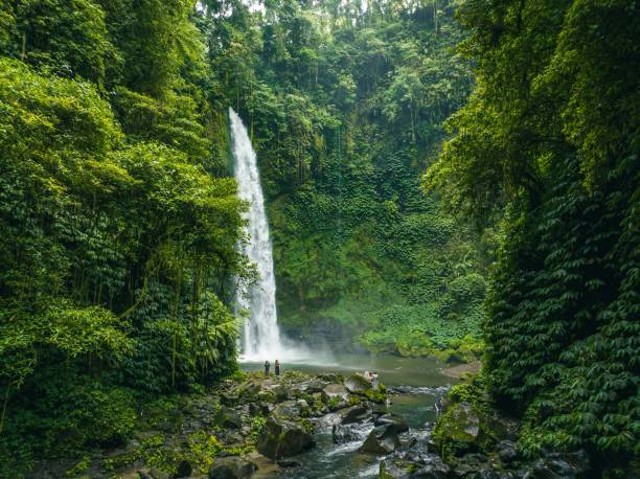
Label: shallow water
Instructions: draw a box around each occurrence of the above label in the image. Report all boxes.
[242,353,453,479]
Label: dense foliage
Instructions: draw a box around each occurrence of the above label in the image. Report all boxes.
[201,0,488,357]
[0,1,245,472]
[426,0,640,472]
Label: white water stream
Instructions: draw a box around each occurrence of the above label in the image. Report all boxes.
[230,108,316,363]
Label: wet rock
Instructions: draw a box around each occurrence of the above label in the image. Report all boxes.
[482,413,519,443]
[298,379,327,394]
[276,459,301,468]
[332,423,371,444]
[215,406,243,429]
[318,373,343,383]
[273,400,301,419]
[256,390,277,405]
[359,425,401,455]
[374,413,409,434]
[314,411,343,428]
[522,450,590,479]
[379,458,411,479]
[496,440,518,464]
[256,416,314,459]
[451,453,489,477]
[322,383,350,410]
[173,460,192,478]
[344,374,373,394]
[411,454,450,479]
[340,405,370,424]
[208,456,257,479]
[433,402,480,456]
[150,468,171,479]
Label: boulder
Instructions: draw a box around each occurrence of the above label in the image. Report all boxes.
[173,460,192,478]
[322,384,350,410]
[298,379,328,394]
[433,402,480,456]
[235,380,263,401]
[411,455,450,479]
[340,405,370,424]
[379,458,412,479]
[496,440,518,464]
[215,406,243,429]
[359,426,401,455]
[273,400,301,419]
[344,374,373,394]
[332,423,371,444]
[256,416,314,459]
[150,468,171,479]
[208,456,257,479]
[522,450,590,479]
[374,413,409,434]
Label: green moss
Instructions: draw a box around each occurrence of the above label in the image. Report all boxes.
[432,376,495,460]
[327,396,343,410]
[247,416,267,444]
[66,456,91,478]
[363,388,387,404]
[183,431,223,474]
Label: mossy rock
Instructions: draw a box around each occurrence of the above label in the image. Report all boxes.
[343,374,372,394]
[215,406,243,429]
[432,402,480,459]
[359,426,401,455]
[321,384,350,411]
[255,416,314,459]
[208,456,257,479]
[379,458,412,479]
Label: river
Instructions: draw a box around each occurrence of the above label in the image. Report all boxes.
[242,354,454,479]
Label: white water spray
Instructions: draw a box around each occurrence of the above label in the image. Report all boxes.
[230,108,321,363]
[230,108,282,361]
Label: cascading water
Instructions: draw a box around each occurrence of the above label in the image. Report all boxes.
[229,108,283,361]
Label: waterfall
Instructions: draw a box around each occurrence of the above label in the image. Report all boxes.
[229,108,283,361]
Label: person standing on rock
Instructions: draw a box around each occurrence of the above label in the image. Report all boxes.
[274,359,280,377]
[264,360,270,376]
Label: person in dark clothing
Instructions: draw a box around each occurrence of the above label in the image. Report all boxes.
[264,360,270,376]
[274,359,280,377]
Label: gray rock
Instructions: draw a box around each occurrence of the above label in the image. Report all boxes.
[298,379,328,394]
[273,400,301,419]
[322,384,351,410]
[150,468,171,479]
[379,458,411,479]
[452,453,489,477]
[276,459,301,468]
[341,405,370,424]
[215,406,243,429]
[332,423,370,444]
[497,440,518,463]
[359,425,401,455]
[173,460,192,478]
[523,451,590,479]
[256,416,315,459]
[433,402,480,456]
[208,456,257,479]
[374,413,409,434]
[344,374,373,394]
[314,411,343,428]
[411,455,450,479]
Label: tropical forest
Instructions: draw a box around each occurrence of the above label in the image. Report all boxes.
[0,0,638,478]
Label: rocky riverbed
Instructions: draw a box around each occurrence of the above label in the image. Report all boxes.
[29,369,597,479]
